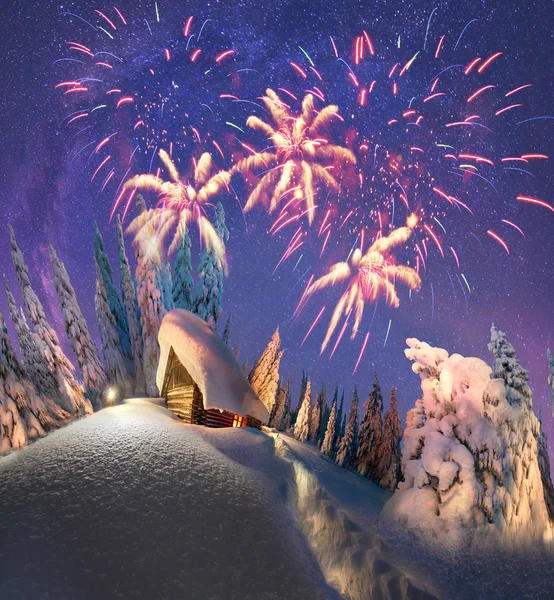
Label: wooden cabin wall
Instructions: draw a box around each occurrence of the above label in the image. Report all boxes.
[162,347,263,430]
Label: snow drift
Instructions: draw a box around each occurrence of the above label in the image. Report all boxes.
[157,309,268,422]
[385,336,553,546]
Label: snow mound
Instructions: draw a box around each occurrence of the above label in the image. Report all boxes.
[157,309,268,422]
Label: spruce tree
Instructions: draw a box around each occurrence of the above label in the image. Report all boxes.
[308,390,322,442]
[222,314,231,345]
[356,372,384,479]
[159,261,175,312]
[318,384,331,445]
[135,229,166,397]
[321,396,338,457]
[336,386,359,469]
[292,370,308,426]
[49,245,107,410]
[194,202,228,329]
[537,407,554,521]
[268,380,285,429]
[93,223,133,374]
[95,265,132,398]
[172,225,194,310]
[487,324,548,526]
[282,382,292,431]
[4,277,59,402]
[248,328,283,412]
[0,306,67,446]
[334,390,344,449]
[376,386,403,491]
[293,379,312,442]
[116,215,145,393]
[9,227,92,417]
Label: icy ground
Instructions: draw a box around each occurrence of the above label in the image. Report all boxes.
[0,401,552,599]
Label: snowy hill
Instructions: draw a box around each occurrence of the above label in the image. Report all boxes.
[1,400,553,599]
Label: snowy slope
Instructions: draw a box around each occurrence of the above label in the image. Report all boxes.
[0,400,336,600]
[276,433,554,600]
[1,401,553,600]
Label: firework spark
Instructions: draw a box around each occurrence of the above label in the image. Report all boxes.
[122,150,230,266]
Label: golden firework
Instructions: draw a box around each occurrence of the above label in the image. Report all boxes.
[123,150,230,266]
[232,89,355,224]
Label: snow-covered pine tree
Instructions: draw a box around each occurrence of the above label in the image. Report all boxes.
[292,370,308,426]
[293,379,312,442]
[356,372,384,479]
[49,245,107,410]
[0,304,71,452]
[376,386,403,491]
[282,382,292,431]
[93,223,133,376]
[9,227,92,417]
[194,202,229,329]
[4,277,59,400]
[334,390,344,449]
[274,378,291,431]
[95,264,132,398]
[0,332,31,453]
[318,384,331,445]
[159,261,174,312]
[308,390,322,442]
[134,228,166,397]
[321,395,338,457]
[116,215,145,394]
[222,314,231,345]
[248,327,283,412]
[268,380,284,429]
[537,407,554,521]
[172,224,195,310]
[386,336,553,545]
[336,386,359,469]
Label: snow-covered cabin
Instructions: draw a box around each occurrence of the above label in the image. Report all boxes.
[156,310,269,428]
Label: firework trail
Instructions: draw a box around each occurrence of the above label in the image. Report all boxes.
[55,4,237,215]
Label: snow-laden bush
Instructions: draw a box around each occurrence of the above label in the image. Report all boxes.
[385,333,553,546]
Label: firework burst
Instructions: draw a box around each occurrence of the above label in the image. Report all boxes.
[231,89,356,225]
[300,226,421,352]
[123,149,230,266]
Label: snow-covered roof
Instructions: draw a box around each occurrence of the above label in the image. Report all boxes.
[157,309,269,423]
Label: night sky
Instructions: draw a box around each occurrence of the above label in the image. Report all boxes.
[1,0,553,458]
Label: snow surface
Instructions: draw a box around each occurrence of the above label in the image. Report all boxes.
[2,400,553,599]
[0,400,335,599]
[157,309,268,422]
[277,432,554,600]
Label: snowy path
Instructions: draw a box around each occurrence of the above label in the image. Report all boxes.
[277,433,554,600]
[0,401,338,600]
[271,432,439,600]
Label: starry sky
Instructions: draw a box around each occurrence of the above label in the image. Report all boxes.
[1,0,553,454]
